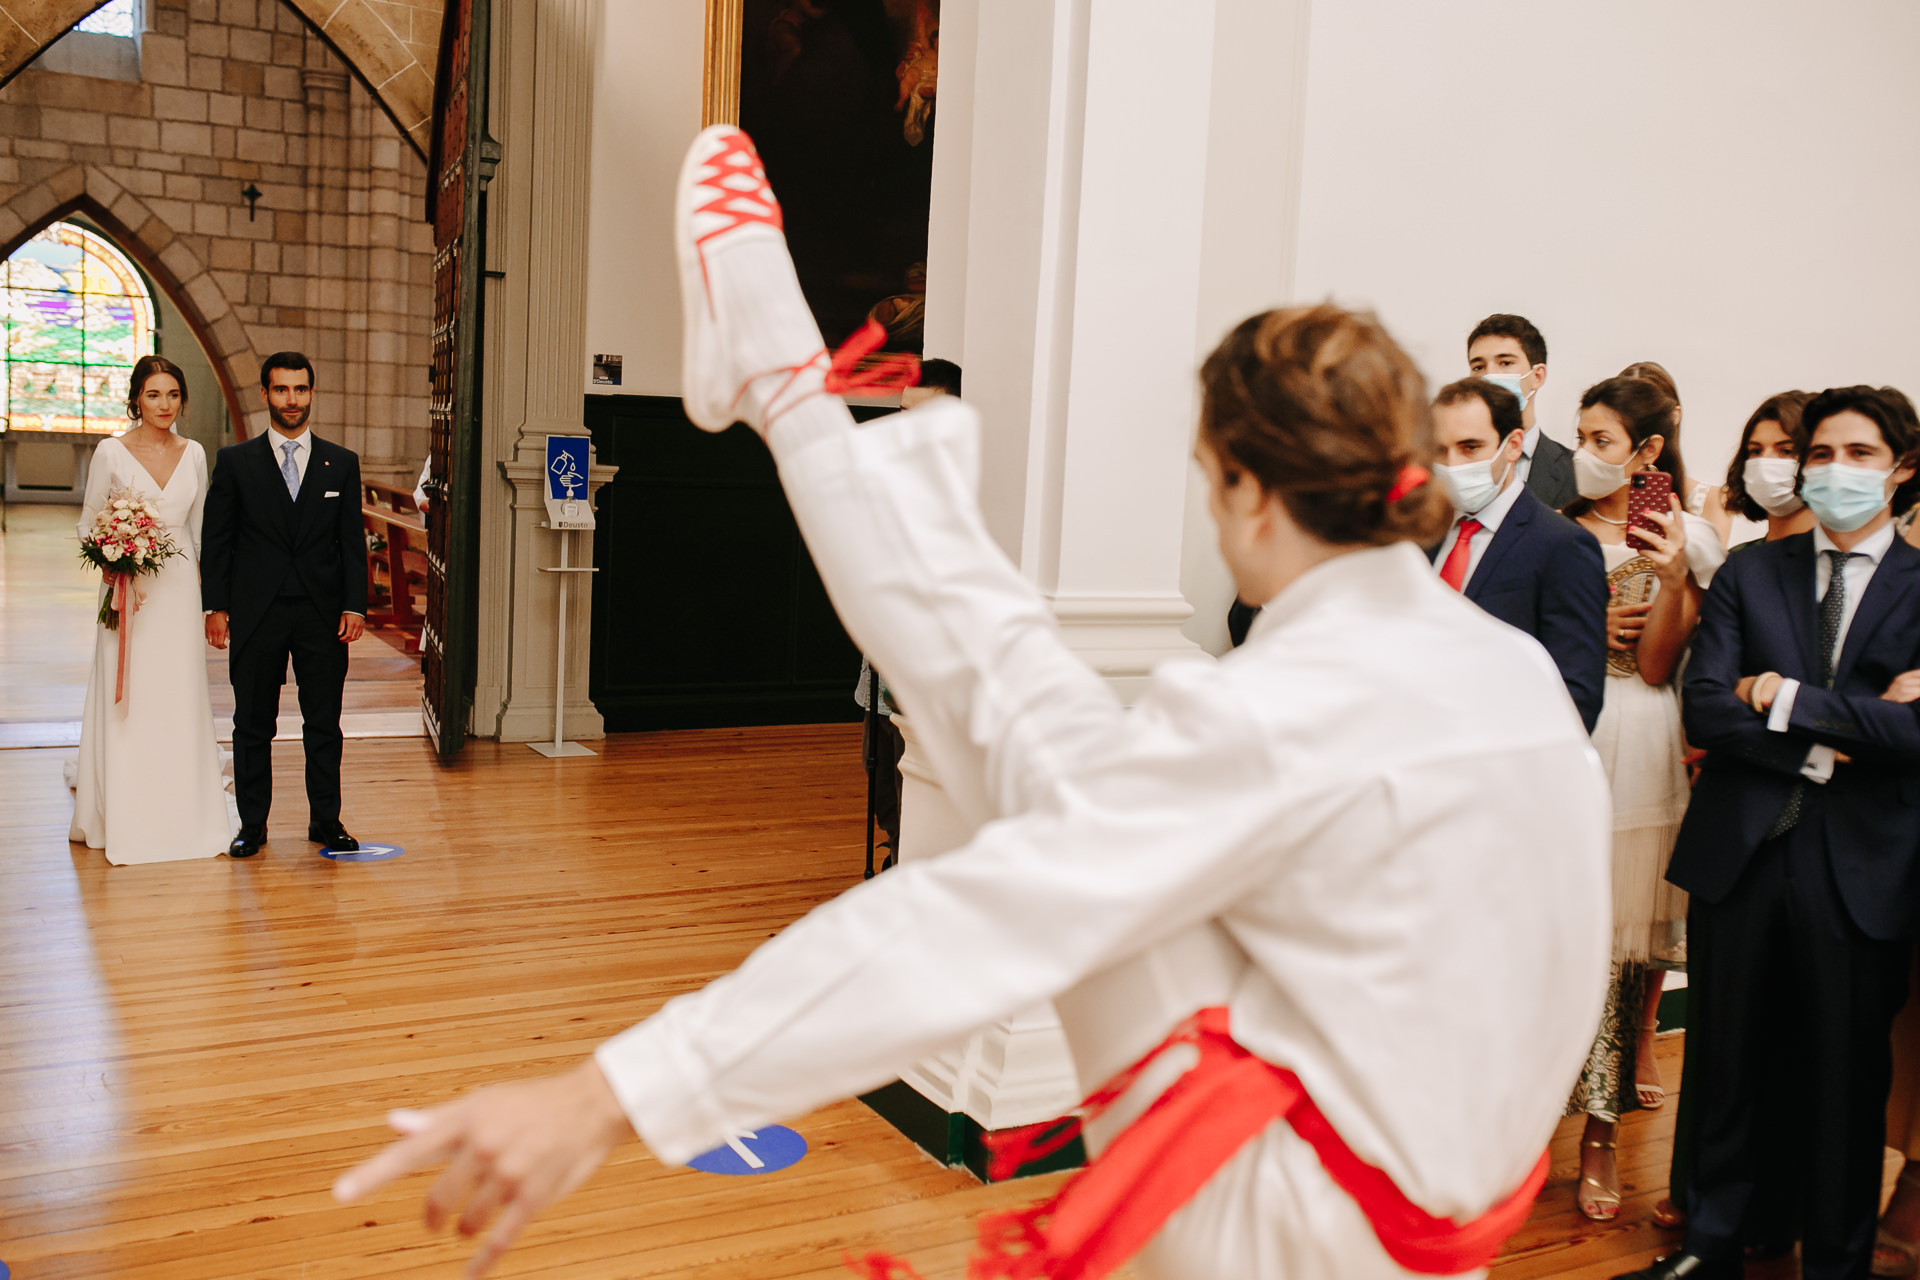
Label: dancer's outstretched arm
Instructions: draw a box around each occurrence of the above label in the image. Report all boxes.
[769,396,1129,826]
[335,662,1307,1274]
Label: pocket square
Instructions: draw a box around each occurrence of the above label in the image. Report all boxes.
[324,490,340,498]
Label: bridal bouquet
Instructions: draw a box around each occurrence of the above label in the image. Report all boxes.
[79,486,182,630]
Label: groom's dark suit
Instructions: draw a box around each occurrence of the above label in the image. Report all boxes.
[200,429,367,832]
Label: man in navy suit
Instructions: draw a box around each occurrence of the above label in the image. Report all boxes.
[1429,377,1607,731]
[1467,313,1576,509]
[202,353,368,859]
[1618,386,1920,1280]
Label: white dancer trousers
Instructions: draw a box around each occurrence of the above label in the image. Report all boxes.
[763,400,1469,1280]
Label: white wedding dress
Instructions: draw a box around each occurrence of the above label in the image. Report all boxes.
[68,434,235,864]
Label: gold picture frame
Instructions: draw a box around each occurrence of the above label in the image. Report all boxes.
[702,0,743,126]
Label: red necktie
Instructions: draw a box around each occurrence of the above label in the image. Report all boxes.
[1439,518,1482,591]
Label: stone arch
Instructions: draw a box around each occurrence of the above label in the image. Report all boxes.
[0,0,439,157]
[0,163,257,439]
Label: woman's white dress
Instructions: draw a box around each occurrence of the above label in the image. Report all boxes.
[1569,515,1725,1121]
[1588,515,1726,966]
[68,434,235,864]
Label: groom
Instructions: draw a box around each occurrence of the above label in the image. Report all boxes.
[202,352,367,858]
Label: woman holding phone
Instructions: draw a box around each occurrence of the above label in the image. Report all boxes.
[1561,374,1726,1221]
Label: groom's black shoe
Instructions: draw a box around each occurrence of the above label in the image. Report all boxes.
[1611,1253,1740,1280]
[309,823,359,852]
[229,826,266,859]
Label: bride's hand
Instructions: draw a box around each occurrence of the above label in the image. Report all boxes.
[205,610,229,650]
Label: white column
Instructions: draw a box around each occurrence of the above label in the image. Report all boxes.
[479,0,612,742]
[888,0,1249,1156]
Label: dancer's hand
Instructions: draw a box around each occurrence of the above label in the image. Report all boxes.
[205,610,229,649]
[334,1059,635,1279]
[339,612,366,642]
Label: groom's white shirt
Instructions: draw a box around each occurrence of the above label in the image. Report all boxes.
[271,426,313,490]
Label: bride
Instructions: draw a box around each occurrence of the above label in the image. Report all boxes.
[69,355,235,864]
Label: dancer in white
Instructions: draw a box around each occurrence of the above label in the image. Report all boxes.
[336,127,1612,1280]
[69,355,235,864]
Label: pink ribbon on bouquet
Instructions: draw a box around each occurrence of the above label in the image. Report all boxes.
[112,572,140,705]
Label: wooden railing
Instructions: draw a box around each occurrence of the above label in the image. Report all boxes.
[362,479,426,651]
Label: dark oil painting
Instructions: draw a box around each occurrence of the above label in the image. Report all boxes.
[739,0,939,355]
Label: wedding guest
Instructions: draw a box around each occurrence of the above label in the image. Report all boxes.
[1562,374,1726,1221]
[68,356,235,864]
[1655,389,1813,1235]
[1618,361,1734,544]
[1622,385,1920,1280]
[1863,385,1920,1280]
[1429,377,1608,730]
[1467,313,1576,508]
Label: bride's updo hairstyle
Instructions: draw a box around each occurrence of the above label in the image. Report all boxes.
[1198,303,1450,547]
[126,354,189,423]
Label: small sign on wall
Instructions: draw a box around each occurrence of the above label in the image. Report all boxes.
[592,353,623,385]
[544,435,595,530]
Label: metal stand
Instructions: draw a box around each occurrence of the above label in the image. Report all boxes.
[529,524,598,758]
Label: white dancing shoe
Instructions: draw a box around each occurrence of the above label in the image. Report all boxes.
[674,124,917,434]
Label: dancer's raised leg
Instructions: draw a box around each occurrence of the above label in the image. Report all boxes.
[677,125,1123,824]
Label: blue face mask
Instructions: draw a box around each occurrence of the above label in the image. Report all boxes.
[1481,373,1532,415]
[1800,462,1893,533]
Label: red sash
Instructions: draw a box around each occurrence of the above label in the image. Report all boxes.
[849,1007,1547,1280]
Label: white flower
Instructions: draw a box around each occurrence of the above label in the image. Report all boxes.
[133,536,150,551]
[112,498,128,510]
[102,545,122,561]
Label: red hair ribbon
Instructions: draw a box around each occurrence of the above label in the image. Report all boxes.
[1387,465,1430,503]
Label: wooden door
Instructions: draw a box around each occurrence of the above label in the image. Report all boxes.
[423,0,498,754]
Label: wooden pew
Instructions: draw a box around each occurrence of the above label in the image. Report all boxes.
[361,480,427,651]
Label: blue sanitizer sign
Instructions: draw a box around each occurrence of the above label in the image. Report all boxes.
[686,1126,808,1176]
[544,435,594,531]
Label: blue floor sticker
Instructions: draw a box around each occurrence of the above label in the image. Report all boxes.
[319,841,405,863]
[2,1258,11,1279]
[687,1126,807,1176]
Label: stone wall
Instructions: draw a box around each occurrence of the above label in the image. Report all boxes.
[0,0,434,484]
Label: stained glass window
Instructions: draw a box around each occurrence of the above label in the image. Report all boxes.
[1,221,155,434]
[76,0,136,38]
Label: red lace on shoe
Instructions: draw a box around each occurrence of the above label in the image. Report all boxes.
[746,320,922,433]
[691,128,784,310]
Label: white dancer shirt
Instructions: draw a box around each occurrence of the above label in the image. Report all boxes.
[595,401,1613,1279]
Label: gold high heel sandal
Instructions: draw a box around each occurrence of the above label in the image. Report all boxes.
[1578,1137,1622,1222]
[1635,1020,1666,1111]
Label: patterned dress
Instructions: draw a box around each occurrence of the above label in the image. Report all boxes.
[1568,519,1724,1121]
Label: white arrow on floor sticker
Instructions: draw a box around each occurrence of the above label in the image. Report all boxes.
[723,1132,766,1169]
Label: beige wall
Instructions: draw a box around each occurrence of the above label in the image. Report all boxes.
[581,0,702,399]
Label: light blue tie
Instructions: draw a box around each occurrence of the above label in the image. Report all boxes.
[281,440,300,499]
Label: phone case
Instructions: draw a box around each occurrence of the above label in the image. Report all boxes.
[1626,471,1673,553]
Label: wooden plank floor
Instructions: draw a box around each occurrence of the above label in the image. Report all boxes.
[1,728,1088,1279]
[2,501,1722,1279]
[0,724,1709,1280]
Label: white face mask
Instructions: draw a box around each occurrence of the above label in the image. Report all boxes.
[1741,456,1804,518]
[1435,451,1513,515]
[1481,373,1534,416]
[1573,446,1639,501]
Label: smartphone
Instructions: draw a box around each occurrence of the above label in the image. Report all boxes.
[1626,470,1674,554]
